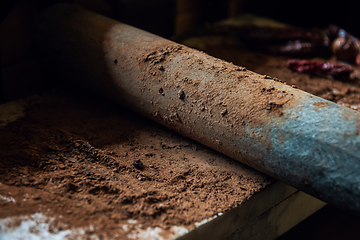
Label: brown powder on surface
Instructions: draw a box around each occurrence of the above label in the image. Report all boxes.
[0,93,271,239]
[203,46,360,112]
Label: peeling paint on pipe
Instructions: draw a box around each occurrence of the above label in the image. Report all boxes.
[35,4,360,212]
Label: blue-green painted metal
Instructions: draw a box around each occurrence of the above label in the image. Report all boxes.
[244,95,360,211]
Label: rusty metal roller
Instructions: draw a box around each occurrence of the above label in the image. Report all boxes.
[35,4,360,212]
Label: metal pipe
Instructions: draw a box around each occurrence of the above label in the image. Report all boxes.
[35,4,360,212]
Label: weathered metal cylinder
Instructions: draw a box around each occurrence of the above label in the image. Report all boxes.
[35,4,360,212]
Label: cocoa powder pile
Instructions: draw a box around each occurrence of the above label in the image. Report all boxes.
[0,92,271,239]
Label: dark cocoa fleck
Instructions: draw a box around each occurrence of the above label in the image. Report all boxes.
[159,88,164,95]
[178,90,185,99]
[133,159,143,170]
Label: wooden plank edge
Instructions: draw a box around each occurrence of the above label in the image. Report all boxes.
[177,181,324,240]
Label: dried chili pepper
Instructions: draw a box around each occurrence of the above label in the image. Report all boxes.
[286,59,354,79]
[216,24,360,60]
[216,25,332,57]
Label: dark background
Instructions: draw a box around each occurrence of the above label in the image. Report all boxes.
[1,0,360,103]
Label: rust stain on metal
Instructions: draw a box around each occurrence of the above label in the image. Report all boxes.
[313,102,330,108]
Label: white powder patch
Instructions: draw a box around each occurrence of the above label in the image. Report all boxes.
[127,219,137,224]
[0,195,15,203]
[0,213,86,240]
[194,215,218,228]
[127,225,189,240]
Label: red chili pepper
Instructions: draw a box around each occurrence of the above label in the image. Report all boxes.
[286,59,354,78]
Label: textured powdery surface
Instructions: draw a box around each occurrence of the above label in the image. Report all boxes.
[0,213,82,240]
[0,213,192,240]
